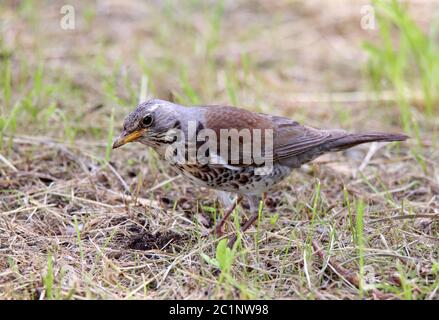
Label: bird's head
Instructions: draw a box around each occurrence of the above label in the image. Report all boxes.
[112,99,182,149]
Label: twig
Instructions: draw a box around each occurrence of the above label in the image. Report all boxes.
[312,240,393,299]
[105,189,162,209]
[356,142,384,174]
[0,153,18,172]
[144,176,181,193]
[107,163,131,193]
[370,214,439,224]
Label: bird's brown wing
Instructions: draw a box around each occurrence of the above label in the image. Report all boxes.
[203,105,274,167]
[271,116,332,161]
[201,105,405,167]
[203,106,333,166]
[204,105,274,132]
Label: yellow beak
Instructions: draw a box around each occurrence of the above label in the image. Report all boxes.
[112,129,144,149]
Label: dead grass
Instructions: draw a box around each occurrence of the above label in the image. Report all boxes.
[0,0,438,299]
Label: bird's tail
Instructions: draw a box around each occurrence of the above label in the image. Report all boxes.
[324,131,408,152]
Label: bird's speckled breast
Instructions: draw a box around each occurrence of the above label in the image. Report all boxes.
[173,163,292,195]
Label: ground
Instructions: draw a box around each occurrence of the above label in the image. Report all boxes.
[0,0,438,299]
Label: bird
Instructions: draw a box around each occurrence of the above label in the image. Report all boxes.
[112,99,407,247]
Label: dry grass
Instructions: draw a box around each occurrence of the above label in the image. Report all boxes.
[0,0,438,299]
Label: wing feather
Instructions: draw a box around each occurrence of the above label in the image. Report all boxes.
[272,116,331,160]
[202,106,332,165]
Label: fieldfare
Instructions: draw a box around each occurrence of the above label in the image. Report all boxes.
[113,99,407,247]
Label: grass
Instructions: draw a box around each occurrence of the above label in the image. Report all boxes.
[364,0,439,145]
[0,0,438,300]
[355,199,365,299]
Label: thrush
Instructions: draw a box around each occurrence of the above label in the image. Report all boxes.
[113,99,407,247]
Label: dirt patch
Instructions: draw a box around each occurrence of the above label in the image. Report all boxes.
[128,231,187,251]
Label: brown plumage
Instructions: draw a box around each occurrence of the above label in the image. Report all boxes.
[113,99,408,247]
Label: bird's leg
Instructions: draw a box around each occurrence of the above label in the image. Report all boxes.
[213,191,242,237]
[227,194,263,248]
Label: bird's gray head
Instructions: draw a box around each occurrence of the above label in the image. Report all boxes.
[112,99,183,149]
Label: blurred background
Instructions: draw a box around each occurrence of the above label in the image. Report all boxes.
[1,0,438,144]
[1,0,438,300]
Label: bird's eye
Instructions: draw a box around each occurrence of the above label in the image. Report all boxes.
[141,114,153,127]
